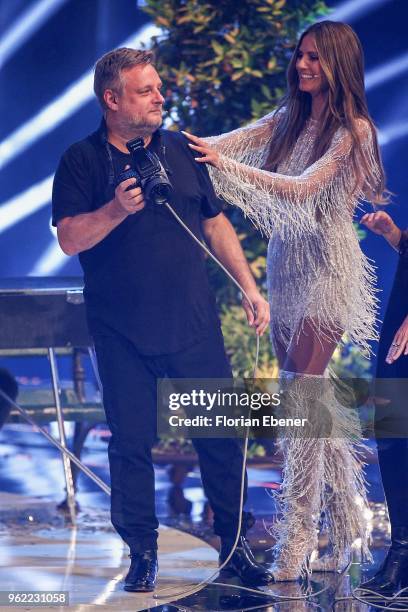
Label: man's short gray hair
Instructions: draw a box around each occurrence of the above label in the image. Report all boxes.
[94,47,154,110]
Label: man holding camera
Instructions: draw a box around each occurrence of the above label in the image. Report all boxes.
[52,48,271,592]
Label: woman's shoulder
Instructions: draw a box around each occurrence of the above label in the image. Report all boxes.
[330,117,373,147]
[228,107,285,138]
[354,116,373,137]
[259,106,286,124]
[340,117,374,141]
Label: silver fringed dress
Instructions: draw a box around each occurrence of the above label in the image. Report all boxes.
[205,112,381,570]
[206,112,380,355]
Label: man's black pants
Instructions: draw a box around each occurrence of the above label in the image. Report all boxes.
[94,326,253,553]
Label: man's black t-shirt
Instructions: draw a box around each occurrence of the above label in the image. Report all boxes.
[52,121,223,355]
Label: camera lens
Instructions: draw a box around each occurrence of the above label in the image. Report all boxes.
[149,181,172,205]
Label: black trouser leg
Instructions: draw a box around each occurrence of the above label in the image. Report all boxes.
[374,377,408,540]
[192,436,252,537]
[165,327,254,539]
[94,325,254,551]
[376,438,408,540]
[94,334,161,553]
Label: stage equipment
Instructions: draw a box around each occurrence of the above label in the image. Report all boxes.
[0,277,104,521]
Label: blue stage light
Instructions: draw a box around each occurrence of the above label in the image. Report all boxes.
[0,174,53,233]
[0,0,69,71]
[366,52,408,91]
[378,121,408,146]
[0,24,161,170]
[324,0,392,22]
[28,238,69,275]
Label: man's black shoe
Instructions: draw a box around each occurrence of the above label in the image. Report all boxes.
[124,549,158,592]
[358,546,408,597]
[220,536,274,586]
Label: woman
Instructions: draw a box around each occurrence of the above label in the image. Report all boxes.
[183,21,388,580]
[359,211,408,596]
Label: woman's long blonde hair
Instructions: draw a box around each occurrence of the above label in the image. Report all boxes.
[267,20,388,203]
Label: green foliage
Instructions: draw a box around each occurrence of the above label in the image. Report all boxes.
[220,304,278,378]
[142,0,328,134]
[331,337,372,377]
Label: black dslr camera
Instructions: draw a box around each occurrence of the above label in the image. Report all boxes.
[117,137,173,205]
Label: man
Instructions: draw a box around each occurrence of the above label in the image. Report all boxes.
[52,47,271,592]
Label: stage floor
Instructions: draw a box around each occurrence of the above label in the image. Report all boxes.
[0,492,220,611]
[0,428,400,611]
[0,499,399,612]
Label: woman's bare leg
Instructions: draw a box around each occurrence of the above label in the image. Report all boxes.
[283,318,342,375]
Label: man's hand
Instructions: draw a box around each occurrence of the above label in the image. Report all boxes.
[114,175,145,215]
[386,315,408,364]
[241,290,270,336]
[361,211,401,248]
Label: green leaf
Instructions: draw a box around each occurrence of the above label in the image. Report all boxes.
[176,15,192,25]
[267,57,277,70]
[157,16,171,27]
[224,33,236,45]
[210,39,224,56]
[231,71,245,81]
[194,24,209,33]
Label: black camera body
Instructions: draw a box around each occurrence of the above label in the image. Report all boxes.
[117,137,173,205]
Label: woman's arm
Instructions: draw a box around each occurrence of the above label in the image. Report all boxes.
[187,119,371,199]
[184,119,376,237]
